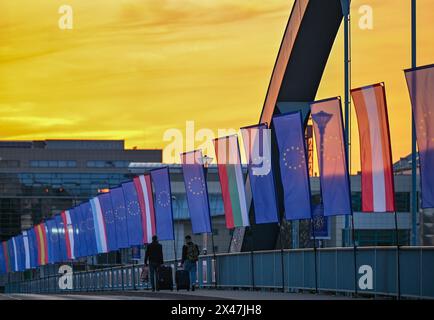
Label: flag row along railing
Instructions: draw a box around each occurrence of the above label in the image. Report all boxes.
[1,64,434,275]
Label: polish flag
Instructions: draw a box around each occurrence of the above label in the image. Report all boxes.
[351,83,395,212]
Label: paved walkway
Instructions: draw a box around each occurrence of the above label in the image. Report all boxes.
[0,289,359,300]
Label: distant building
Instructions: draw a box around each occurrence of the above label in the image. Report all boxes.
[0,140,161,242]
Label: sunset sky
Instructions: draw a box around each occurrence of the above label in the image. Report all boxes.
[0,0,433,172]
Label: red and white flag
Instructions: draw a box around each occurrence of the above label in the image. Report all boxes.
[351,83,395,212]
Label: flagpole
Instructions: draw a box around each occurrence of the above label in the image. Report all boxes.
[202,155,218,289]
[310,218,319,294]
[249,230,255,291]
[343,0,358,298]
[394,211,401,300]
[350,213,358,297]
[343,0,352,248]
[278,221,285,293]
[411,0,418,247]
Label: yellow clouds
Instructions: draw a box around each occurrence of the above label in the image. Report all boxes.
[0,0,433,168]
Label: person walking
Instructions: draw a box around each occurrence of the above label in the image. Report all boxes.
[181,235,200,291]
[145,235,164,291]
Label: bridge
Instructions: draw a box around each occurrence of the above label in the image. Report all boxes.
[3,247,434,300]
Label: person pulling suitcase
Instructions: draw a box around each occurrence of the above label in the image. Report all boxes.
[181,235,200,291]
[145,235,164,292]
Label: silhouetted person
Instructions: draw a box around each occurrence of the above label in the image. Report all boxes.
[145,235,164,291]
[181,235,200,291]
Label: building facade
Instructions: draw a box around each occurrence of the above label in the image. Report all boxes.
[0,140,162,242]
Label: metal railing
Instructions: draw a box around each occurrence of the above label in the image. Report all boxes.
[5,246,434,299]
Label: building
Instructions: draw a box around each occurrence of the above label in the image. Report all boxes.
[0,140,162,242]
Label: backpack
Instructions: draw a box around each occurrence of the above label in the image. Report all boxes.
[186,243,199,261]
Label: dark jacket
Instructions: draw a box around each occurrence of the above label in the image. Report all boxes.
[145,241,164,266]
[181,241,200,264]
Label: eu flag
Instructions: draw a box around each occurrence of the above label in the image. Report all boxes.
[122,181,144,246]
[15,235,25,271]
[45,219,61,264]
[181,150,212,234]
[240,124,279,224]
[27,228,38,269]
[54,215,68,262]
[81,202,98,256]
[311,98,352,216]
[98,193,118,252]
[69,207,85,258]
[151,167,175,240]
[0,245,5,274]
[110,187,130,248]
[273,112,312,220]
[405,64,434,208]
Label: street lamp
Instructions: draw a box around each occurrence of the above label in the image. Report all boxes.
[199,155,213,255]
[311,111,333,172]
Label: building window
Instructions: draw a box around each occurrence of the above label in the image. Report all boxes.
[30,160,77,168]
[395,192,410,212]
[87,160,131,168]
[0,160,20,168]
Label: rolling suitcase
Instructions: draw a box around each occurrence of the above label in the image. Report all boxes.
[175,269,190,291]
[157,265,173,290]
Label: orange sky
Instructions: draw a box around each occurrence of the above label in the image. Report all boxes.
[0,0,433,172]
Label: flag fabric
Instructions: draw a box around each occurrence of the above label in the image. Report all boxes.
[122,181,145,246]
[10,238,18,272]
[35,223,49,266]
[213,135,250,229]
[2,242,10,273]
[81,202,98,256]
[45,219,61,263]
[273,112,312,220]
[311,98,352,216]
[150,167,175,241]
[404,64,434,208]
[90,197,109,254]
[133,175,157,244]
[27,228,38,269]
[110,187,130,248]
[60,210,75,260]
[0,244,6,274]
[75,205,89,257]
[15,235,26,271]
[98,193,118,251]
[240,124,279,224]
[351,83,395,212]
[69,208,85,258]
[181,150,212,234]
[22,231,31,269]
[54,215,67,262]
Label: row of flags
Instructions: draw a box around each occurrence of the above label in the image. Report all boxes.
[1,65,433,275]
[0,168,174,274]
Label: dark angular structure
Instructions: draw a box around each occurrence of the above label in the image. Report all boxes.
[230,0,345,252]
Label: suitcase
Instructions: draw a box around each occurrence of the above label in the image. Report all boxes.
[157,266,173,290]
[175,269,190,291]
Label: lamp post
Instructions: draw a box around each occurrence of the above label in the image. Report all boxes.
[199,155,213,256]
[312,111,333,176]
[199,154,218,288]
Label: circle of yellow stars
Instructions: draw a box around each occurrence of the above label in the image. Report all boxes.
[86,218,94,231]
[282,146,305,171]
[157,190,171,207]
[114,205,126,221]
[127,200,140,216]
[418,111,433,142]
[104,210,114,224]
[187,176,205,196]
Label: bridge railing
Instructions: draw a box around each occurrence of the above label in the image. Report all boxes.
[4,247,434,299]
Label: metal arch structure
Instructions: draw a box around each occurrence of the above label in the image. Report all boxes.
[230,0,346,252]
